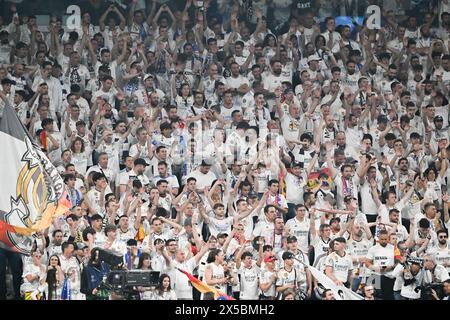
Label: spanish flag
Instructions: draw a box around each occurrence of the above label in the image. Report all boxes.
[135,223,146,243]
[394,245,402,261]
[176,268,234,300]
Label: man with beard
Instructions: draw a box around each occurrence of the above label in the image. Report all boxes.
[185,91,208,123]
[327,147,361,208]
[429,230,450,274]
[380,64,399,95]
[133,73,165,107]
[155,179,173,214]
[365,230,398,300]
[342,60,361,94]
[263,59,286,109]
[348,222,373,292]
[430,115,450,152]
[127,158,150,187]
[225,61,250,107]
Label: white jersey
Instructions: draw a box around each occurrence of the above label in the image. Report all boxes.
[312,236,331,267]
[207,262,226,293]
[324,251,354,283]
[430,245,450,273]
[207,216,234,238]
[275,267,301,299]
[259,268,277,298]
[347,237,372,277]
[170,258,197,299]
[59,255,81,293]
[238,263,261,300]
[285,217,310,252]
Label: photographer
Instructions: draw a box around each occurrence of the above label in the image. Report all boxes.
[392,256,426,300]
[422,254,450,300]
[80,248,111,300]
[432,279,450,300]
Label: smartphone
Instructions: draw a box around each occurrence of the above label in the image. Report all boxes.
[442,185,447,194]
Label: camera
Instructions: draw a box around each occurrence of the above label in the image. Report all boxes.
[418,283,444,300]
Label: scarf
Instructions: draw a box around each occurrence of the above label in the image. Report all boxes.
[342,176,354,198]
[70,66,81,84]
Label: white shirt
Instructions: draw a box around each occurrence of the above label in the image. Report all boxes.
[238,263,260,300]
[285,216,310,252]
[324,251,354,282]
[285,172,307,205]
[366,243,395,278]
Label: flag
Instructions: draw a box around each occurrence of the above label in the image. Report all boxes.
[0,105,71,254]
[60,277,72,300]
[307,168,333,190]
[307,264,363,300]
[134,223,145,243]
[394,245,401,261]
[176,268,234,300]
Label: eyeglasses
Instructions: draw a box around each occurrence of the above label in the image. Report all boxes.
[439,235,448,239]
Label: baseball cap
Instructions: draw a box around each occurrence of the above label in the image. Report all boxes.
[1,78,15,86]
[77,243,87,250]
[286,235,298,243]
[160,122,172,131]
[434,115,444,122]
[217,232,228,239]
[134,158,148,167]
[344,157,358,164]
[377,114,388,123]
[291,161,303,169]
[264,254,277,263]
[284,87,294,95]
[307,55,320,63]
[282,251,295,260]
[183,217,192,227]
[201,159,212,166]
[143,73,155,81]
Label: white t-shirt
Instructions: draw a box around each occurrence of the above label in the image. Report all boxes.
[259,268,277,297]
[238,263,261,300]
[324,251,354,283]
[207,216,234,238]
[170,258,197,299]
[285,172,307,205]
[311,236,331,267]
[285,217,310,252]
[365,244,395,278]
[348,237,372,277]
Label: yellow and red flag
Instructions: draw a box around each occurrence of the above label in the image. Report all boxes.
[177,268,235,300]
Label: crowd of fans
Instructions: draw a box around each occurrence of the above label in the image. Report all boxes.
[0,0,450,300]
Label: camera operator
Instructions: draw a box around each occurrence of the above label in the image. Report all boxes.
[80,248,111,300]
[432,279,450,300]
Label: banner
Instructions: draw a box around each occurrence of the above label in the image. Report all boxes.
[307,264,363,300]
[0,105,71,254]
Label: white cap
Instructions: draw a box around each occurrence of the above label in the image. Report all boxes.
[307,55,320,63]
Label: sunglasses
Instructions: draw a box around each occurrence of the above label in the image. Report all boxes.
[439,235,448,239]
